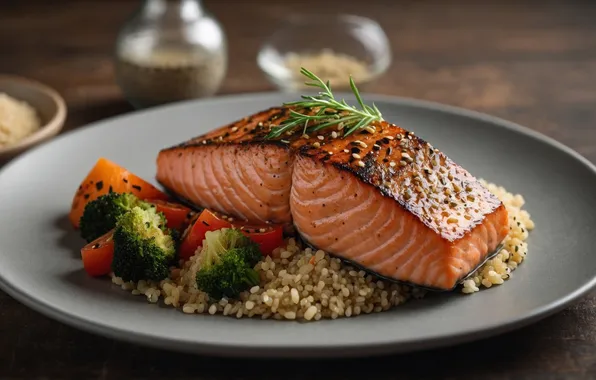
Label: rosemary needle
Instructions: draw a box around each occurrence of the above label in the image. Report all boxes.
[265,68,383,139]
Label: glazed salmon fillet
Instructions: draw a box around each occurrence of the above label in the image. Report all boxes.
[157,109,294,224]
[156,107,509,290]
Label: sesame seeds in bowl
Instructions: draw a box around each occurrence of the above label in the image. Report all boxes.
[0,75,66,164]
[257,14,392,92]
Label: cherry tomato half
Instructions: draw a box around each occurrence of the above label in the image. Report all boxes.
[233,224,284,257]
[178,209,285,260]
[149,199,193,230]
[178,209,232,260]
[81,230,114,277]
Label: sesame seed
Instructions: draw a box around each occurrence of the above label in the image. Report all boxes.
[364,126,376,133]
[373,144,381,151]
[357,160,365,167]
[401,152,413,162]
[218,136,223,141]
[399,160,407,166]
[453,183,462,192]
[466,185,473,192]
[354,140,368,148]
[467,195,475,201]
[389,161,396,167]
[383,181,392,187]
[385,136,394,140]
[352,153,362,159]
[281,139,290,143]
[231,126,238,132]
[448,173,454,180]
[259,228,266,233]
[331,131,338,138]
[302,134,310,139]
[343,149,349,153]
[396,134,402,140]
[447,217,458,223]
[202,140,207,144]
[258,122,263,127]
[464,215,472,220]
[317,135,324,141]
[313,142,321,148]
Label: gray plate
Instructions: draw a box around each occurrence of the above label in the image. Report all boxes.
[1,92,596,358]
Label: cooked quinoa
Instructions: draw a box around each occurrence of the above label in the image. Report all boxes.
[111,181,534,320]
[461,180,535,293]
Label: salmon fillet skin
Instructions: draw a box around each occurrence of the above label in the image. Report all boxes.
[156,106,509,290]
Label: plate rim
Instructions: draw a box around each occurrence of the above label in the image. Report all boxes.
[2,91,596,358]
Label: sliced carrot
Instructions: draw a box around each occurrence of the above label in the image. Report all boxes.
[69,158,168,228]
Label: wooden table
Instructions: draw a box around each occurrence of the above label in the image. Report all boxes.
[2,0,596,378]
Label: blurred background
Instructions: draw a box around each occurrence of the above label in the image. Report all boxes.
[1,0,595,147]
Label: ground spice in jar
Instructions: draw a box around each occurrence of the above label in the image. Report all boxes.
[115,47,226,108]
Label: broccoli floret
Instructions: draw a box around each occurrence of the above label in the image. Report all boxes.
[79,192,152,242]
[195,228,262,299]
[112,206,177,282]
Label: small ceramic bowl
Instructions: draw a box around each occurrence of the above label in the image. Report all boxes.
[0,75,67,164]
[257,14,392,92]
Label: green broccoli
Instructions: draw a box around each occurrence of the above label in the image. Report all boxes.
[79,192,152,242]
[195,228,262,299]
[112,206,177,282]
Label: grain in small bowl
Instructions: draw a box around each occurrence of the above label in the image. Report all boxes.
[0,75,66,164]
[257,14,392,92]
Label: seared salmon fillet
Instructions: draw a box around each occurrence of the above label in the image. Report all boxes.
[156,106,509,290]
[157,108,294,224]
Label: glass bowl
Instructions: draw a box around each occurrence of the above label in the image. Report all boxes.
[257,14,392,92]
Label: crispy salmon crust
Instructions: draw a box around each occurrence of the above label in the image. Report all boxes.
[156,106,509,289]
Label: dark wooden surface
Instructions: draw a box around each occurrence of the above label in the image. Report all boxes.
[2,0,596,378]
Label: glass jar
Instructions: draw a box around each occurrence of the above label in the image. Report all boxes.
[114,0,227,108]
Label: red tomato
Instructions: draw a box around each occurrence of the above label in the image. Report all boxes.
[178,209,286,260]
[178,209,232,260]
[149,199,192,230]
[81,230,114,277]
[234,224,284,257]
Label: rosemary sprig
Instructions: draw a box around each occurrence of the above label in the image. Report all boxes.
[265,68,384,139]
